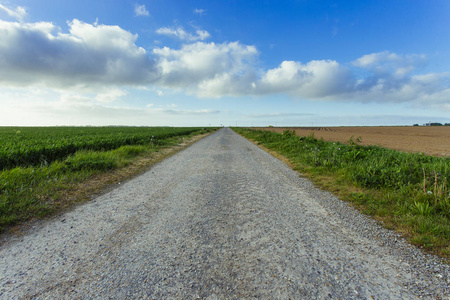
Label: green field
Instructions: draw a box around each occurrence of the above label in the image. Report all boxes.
[234,128,450,259]
[0,126,216,231]
[0,126,208,170]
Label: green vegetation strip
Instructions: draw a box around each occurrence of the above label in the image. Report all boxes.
[0,127,217,232]
[234,128,450,259]
[0,126,206,170]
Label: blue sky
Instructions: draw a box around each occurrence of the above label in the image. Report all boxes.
[0,0,449,126]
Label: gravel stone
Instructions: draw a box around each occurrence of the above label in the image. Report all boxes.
[0,128,448,299]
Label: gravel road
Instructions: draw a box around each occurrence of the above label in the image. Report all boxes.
[0,128,448,299]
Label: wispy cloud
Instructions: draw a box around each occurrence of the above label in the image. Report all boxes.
[156,108,219,115]
[134,4,149,17]
[0,3,27,21]
[95,88,127,103]
[353,51,427,77]
[156,26,210,41]
[246,112,316,118]
[193,8,206,15]
[0,88,219,126]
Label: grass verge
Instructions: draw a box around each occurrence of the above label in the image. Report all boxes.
[233,127,450,260]
[0,129,216,234]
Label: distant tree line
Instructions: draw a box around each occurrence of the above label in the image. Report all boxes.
[413,123,450,126]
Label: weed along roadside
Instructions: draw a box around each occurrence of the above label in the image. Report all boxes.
[0,127,218,234]
[233,127,450,260]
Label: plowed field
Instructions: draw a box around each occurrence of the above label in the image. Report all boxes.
[251,126,450,157]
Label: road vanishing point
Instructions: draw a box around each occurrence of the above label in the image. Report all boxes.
[0,128,448,299]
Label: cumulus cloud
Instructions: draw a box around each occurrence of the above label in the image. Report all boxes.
[134,4,149,17]
[185,50,450,109]
[349,51,450,105]
[0,3,27,21]
[156,26,210,41]
[0,18,449,110]
[0,19,157,88]
[192,58,355,99]
[258,60,354,98]
[153,41,257,92]
[196,72,258,98]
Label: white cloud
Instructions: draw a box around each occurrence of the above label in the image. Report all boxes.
[95,88,127,103]
[353,51,427,78]
[155,27,210,41]
[0,19,157,88]
[195,30,210,41]
[246,112,316,118]
[153,41,258,94]
[351,72,450,107]
[155,108,219,115]
[349,51,449,106]
[0,3,27,21]
[196,72,258,98]
[0,87,220,126]
[354,51,400,68]
[0,17,449,111]
[182,50,450,110]
[193,8,206,15]
[193,58,354,99]
[134,4,149,17]
[258,60,354,98]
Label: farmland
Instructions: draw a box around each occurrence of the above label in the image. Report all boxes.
[234,127,450,258]
[0,126,216,231]
[0,126,210,170]
[252,126,450,157]
[2,128,448,298]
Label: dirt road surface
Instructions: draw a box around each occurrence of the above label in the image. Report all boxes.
[0,128,448,299]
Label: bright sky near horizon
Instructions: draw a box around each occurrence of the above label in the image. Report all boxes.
[0,0,449,127]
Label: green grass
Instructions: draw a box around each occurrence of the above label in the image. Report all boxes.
[0,126,209,170]
[233,127,450,259]
[0,127,217,231]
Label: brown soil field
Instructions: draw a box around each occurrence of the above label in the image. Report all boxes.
[251,126,450,157]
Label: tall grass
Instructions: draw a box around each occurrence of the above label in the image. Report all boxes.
[234,128,450,258]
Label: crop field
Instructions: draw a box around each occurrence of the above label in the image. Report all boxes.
[0,126,207,170]
[0,126,215,231]
[234,127,450,258]
[252,126,450,157]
